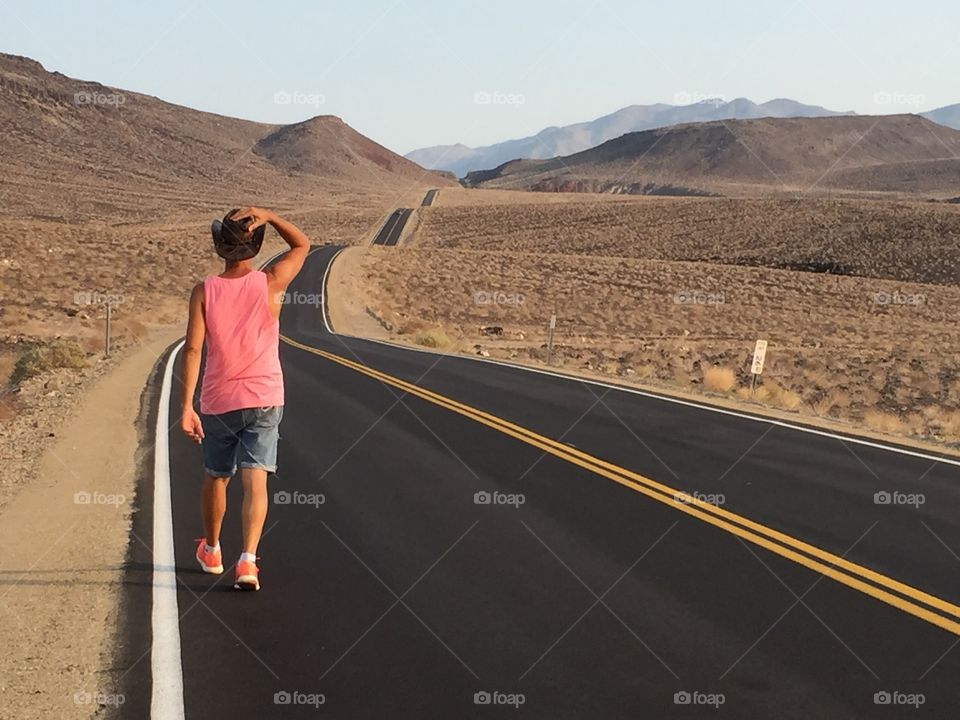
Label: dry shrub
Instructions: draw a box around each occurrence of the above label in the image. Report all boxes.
[630,365,654,380]
[735,384,771,402]
[864,409,905,434]
[812,389,851,417]
[704,366,737,393]
[812,395,834,417]
[764,381,802,411]
[10,339,87,387]
[927,409,960,440]
[414,327,454,349]
[904,413,926,435]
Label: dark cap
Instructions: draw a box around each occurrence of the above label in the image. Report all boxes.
[211,209,265,261]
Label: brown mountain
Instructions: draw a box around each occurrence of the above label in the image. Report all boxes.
[0,52,451,224]
[254,116,435,180]
[464,115,960,197]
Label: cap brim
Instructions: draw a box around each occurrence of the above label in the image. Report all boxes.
[210,219,223,243]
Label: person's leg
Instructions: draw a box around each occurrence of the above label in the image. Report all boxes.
[200,474,230,547]
[234,406,281,590]
[198,409,240,572]
[239,467,269,555]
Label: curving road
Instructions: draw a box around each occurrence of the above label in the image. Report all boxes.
[120,245,960,719]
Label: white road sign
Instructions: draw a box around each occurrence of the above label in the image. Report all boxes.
[751,340,768,375]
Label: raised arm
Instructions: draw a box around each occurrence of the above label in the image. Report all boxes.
[230,207,310,291]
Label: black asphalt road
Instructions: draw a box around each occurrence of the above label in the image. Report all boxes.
[371,208,412,246]
[121,245,960,719]
[422,189,438,206]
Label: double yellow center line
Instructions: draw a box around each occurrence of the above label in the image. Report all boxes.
[282,334,960,636]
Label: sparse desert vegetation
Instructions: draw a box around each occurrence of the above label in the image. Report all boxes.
[9,338,87,386]
[342,192,960,447]
[416,194,960,284]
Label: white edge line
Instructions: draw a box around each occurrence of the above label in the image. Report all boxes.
[318,251,960,469]
[320,247,345,333]
[151,339,186,720]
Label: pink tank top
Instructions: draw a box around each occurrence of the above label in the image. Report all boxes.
[199,271,284,415]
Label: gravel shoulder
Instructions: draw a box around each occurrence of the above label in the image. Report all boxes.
[0,325,182,719]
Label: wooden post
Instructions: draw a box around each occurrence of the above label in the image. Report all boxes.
[105,301,112,357]
[547,314,556,366]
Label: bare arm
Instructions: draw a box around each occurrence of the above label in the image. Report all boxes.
[179,283,205,443]
[230,207,310,291]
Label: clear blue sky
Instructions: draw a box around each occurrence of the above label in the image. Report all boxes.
[1,0,957,154]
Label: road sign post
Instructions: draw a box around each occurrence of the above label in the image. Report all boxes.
[750,339,767,391]
[547,315,557,366]
[105,301,112,357]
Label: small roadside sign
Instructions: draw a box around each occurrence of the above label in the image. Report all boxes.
[751,340,768,375]
[549,315,557,329]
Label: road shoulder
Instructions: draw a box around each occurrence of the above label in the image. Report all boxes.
[0,325,182,719]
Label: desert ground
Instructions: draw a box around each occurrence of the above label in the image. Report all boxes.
[338,188,960,448]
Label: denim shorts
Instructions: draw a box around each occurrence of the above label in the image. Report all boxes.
[200,405,283,477]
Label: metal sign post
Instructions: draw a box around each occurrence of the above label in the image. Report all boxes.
[750,339,768,391]
[547,314,557,366]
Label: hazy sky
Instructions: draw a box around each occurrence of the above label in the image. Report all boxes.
[1,0,957,154]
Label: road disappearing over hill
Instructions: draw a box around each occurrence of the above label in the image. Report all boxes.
[371,208,412,246]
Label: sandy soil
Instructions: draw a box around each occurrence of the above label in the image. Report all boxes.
[0,324,182,719]
[327,247,394,342]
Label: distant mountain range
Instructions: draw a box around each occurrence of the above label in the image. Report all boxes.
[463,114,960,198]
[922,103,960,131]
[406,98,853,177]
[408,98,960,178]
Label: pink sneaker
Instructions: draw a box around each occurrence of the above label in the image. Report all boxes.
[195,539,223,575]
[234,557,260,591]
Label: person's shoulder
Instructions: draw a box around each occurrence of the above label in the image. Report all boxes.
[190,280,207,303]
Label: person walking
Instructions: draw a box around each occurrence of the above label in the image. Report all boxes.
[179,207,309,590]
